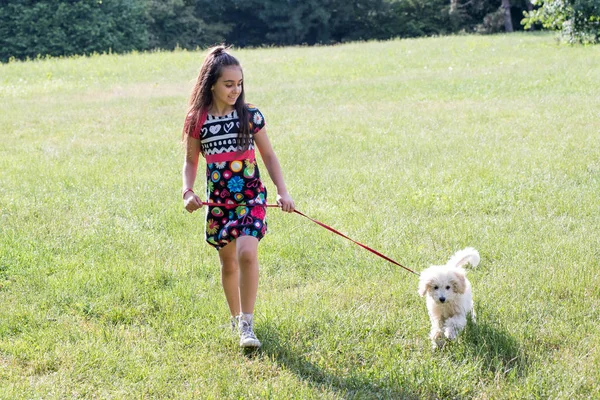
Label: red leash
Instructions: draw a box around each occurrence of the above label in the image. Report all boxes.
[201,202,419,277]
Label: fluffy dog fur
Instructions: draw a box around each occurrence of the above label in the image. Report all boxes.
[418,247,480,349]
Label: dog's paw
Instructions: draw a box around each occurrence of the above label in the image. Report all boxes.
[432,338,446,350]
[430,329,443,341]
[444,327,457,340]
[430,329,445,349]
[469,311,476,324]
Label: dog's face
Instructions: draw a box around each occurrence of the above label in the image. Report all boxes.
[418,266,466,304]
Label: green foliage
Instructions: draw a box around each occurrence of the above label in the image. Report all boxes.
[223,0,532,45]
[445,0,502,32]
[144,0,231,50]
[523,0,600,43]
[224,0,453,46]
[328,0,453,41]
[0,0,231,62]
[0,0,148,62]
[224,0,386,46]
[1,0,598,62]
[389,0,454,38]
[326,0,399,42]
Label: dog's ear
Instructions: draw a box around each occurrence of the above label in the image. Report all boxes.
[452,270,467,294]
[418,273,431,297]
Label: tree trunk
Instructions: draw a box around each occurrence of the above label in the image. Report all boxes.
[502,0,513,32]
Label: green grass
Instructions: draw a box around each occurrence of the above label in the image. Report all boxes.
[1,32,599,399]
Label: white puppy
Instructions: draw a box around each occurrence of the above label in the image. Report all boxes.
[418,247,480,349]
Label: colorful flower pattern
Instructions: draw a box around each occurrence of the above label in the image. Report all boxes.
[227,176,244,193]
[203,105,268,250]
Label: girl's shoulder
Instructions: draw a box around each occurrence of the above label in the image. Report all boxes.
[245,103,265,133]
[245,103,261,112]
[245,103,264,120]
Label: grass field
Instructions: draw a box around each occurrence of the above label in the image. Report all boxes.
[1,32,599,399]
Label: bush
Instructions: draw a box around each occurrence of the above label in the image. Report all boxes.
[145,0,231,50]
[0,0,148,62]
[523,0,600,43]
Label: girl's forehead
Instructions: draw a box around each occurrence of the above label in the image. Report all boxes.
[218,66,243,81]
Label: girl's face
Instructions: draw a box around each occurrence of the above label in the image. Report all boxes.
[211,66,243,110]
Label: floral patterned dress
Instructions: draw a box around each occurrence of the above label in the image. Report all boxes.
[194,104,267,250]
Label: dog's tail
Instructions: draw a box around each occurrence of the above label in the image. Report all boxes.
[447,247,480,268]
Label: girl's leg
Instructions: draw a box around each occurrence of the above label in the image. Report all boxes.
[235,236,260,314]
[218,242,241,317]
[221,236,260,348]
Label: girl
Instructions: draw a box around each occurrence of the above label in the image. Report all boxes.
[181,46,294,348]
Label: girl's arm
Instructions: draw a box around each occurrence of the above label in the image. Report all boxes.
[253,128,295,212]
[182,137,203,213]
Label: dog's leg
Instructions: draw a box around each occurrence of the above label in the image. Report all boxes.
[430,318,445,349]
[444,315,467,340]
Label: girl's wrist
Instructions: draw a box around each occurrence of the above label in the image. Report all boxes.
[182,188,194,199]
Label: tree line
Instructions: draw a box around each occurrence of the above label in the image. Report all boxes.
[1,0,598,63]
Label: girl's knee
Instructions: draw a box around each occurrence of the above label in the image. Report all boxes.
[219,251,239,275]
[221,260,238,275]
[237,247,257,266]
[235,237,259,266]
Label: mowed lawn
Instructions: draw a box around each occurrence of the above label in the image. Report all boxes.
[1,33,599,399]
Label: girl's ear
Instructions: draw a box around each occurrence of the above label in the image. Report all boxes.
[452,271,466,294]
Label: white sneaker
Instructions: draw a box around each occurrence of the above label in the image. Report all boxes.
[238,314,261,348]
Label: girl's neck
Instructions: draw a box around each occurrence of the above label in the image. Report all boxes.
[208,102,235,117]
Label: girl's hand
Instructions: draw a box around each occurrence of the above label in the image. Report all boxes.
[276,193,295,213]
[184,191,203,213]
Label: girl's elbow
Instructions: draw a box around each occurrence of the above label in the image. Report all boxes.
[264,157,280,171]
[183,159,199,170]
[261,150,278,164]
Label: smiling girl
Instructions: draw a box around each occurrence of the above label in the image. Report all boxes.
[181,45,294,348]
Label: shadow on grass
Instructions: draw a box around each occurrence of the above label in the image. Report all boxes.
[458,316,529,378]
[251,328,422,399]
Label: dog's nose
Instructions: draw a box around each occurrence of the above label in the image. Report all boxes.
[439,297,446,303]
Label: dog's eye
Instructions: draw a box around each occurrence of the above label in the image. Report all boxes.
[446,286,451,290]
[433,286,439,290]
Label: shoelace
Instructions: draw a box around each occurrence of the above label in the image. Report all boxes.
[239,320,257,340]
